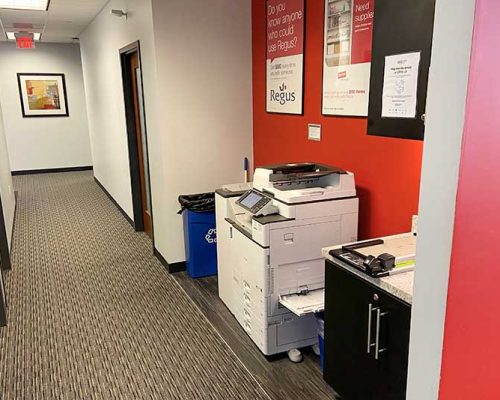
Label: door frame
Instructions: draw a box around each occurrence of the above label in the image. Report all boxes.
[119,41,155,243]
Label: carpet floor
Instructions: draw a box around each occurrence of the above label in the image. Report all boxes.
[0,171,270,400]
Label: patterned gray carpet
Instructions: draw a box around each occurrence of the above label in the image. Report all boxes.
[0,171,270,400]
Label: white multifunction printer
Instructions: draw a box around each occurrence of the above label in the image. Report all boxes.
[215,163,359,361]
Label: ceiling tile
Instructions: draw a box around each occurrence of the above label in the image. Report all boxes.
[0,0,108,43]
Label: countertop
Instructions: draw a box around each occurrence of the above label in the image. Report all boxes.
[322,234,416,305]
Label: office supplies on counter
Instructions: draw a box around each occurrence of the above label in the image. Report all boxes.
[216,163,359,361]
[328,235,416,278]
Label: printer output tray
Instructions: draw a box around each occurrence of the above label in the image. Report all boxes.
[279,289,325,317]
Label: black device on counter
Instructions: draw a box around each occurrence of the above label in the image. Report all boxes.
[329,239,396,278]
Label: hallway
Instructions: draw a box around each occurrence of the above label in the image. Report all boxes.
[0,171,270,400]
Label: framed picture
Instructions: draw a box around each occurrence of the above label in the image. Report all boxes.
[17,73,69,118]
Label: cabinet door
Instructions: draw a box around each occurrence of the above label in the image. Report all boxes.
[372,290,412,399]
[324,261,380,399]
[324,261,411,400]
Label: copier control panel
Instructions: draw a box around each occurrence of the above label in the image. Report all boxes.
[236,190,276,216]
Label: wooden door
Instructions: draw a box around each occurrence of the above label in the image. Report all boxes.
[129,52,152,238]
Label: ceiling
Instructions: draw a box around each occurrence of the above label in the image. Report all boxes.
[0,0,109,43]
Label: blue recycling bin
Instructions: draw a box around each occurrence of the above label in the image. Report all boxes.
[317,313,325,371]
[182,209,218,278]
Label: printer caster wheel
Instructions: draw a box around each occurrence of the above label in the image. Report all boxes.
[312,343,321,356]
[287,349,303,363]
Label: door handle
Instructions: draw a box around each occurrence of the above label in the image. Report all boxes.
[367,304,377,354]
[374,309,389,360]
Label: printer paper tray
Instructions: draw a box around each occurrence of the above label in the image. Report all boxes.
[279,289,325,317]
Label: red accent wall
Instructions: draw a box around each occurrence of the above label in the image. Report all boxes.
[439,2,500,398]
[252,0,423,239]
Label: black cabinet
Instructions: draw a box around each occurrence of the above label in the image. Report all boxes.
[323,260,411,399]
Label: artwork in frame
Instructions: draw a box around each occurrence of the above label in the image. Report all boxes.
[17,73,69,118]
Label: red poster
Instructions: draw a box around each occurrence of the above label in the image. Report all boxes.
[266,0,305,114]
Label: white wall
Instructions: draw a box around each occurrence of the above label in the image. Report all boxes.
[406,0,476,399]
[151,0,254,263]
[80,0,159,220]
[0,103,16,250]
[0,43,92,172]
[81,0,254,264]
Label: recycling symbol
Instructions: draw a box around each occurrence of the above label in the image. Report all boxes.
[205,228,217,244]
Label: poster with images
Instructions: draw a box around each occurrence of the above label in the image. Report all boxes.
[266,0,305,115]
[322,0,375,116]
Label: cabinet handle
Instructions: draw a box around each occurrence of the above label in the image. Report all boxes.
[229,226,233,239]
[375,309,389,360]
[367,303,373,354]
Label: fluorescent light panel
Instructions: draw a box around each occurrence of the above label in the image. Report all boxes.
[0,0,49,11]
[6,31,41,41]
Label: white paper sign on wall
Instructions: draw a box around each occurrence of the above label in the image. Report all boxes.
[382,52,421,119]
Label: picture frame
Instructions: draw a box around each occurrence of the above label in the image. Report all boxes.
[17,73,69,118]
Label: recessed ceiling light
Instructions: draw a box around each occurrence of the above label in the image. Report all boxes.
[5,31,41,41]
[0,0,50,11]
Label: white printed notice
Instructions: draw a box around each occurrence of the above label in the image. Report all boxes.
[266,0,305,114]
[382,52,421,119]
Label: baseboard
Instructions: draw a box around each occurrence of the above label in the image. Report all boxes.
[169,261,187,273]
[0,197,10,272]
[12,166,93,176]
[154,248,186,274]
[93,177,135,228]
[7,191,19,270]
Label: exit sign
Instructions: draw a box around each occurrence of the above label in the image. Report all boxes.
[16,37,34,49]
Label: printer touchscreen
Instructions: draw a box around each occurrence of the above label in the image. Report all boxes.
[237,190,273,214]
[240,191,263,209]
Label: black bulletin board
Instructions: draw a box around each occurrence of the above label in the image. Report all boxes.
[367,0,436,141]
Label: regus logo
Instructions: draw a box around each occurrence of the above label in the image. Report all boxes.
[270,83,296,105]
